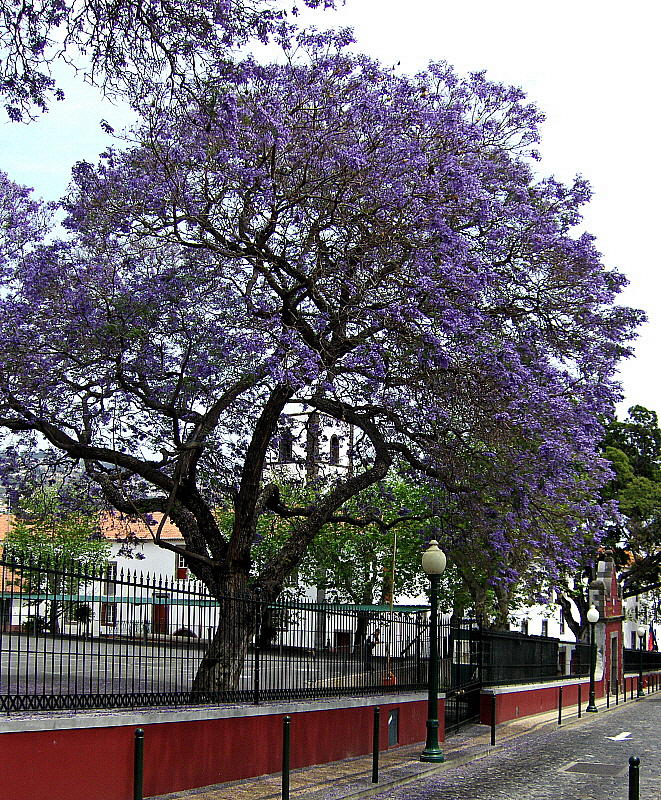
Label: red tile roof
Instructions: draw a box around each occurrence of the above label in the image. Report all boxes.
[0,512,183,543]
[100,513,183,542]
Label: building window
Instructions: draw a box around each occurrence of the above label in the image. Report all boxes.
[631,630,637,649]
[559,607,565,634]
[104,562,117,596]
[521,619,529,635]
[329,435,340,465]
[278,428,294,462]
[100,602,117,627]
[541,619,548,637]
[152,594,169,635]
[176,553,189,580]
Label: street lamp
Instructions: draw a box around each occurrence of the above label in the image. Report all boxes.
[420,540,447,763]
[637,624,646,697]
[585,605,599,712]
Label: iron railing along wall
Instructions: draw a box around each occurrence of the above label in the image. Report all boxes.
[1,554,611,712]
[0,555,481,712]
[623,647,661,673]
[480,629,591,686]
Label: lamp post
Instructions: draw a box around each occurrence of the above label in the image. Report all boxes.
[420,540,446,763]
[586,605,599,712]
[637,624,646,697]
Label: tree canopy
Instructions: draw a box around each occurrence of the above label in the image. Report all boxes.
[0,34,639,597]
[602,405,661,597]
[0,30,641,685]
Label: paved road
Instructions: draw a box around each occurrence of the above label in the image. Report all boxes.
[372,697,661,800]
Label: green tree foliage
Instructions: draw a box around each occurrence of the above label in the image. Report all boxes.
[601,406,661,597]
[295,481,431,607]
[3,489,111,633]
[248,473,592,631]
[555,406,661,640]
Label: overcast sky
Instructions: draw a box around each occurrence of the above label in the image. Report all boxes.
[1,0,658,415]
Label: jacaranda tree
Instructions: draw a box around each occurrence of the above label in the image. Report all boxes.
[0,32,640,688]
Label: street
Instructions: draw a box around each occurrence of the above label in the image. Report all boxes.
[372,696,661,800]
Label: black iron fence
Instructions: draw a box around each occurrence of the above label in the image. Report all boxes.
[481,630,591,686]
[1,554,635,713]
[623,647,661,674]
[0,554,483,712]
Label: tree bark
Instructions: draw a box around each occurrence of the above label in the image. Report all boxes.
[191,588,258,694]
[493,585,511,631]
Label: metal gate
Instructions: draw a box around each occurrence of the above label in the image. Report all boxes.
[443,621,481,735]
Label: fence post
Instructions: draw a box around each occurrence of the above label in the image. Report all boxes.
[134,728,144,800]
[558,686,562,726]
[490,694,496,746]
[628,756,640,800]
[253,590,262,706]
[282,716,291,800]
[577,685,582,718]
[372,706,380,783]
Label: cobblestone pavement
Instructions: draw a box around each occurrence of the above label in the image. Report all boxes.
[370,697,661,800]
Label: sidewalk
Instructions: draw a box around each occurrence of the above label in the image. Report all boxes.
[150,694,622,800]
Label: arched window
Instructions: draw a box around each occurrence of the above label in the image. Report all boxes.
[278,428,294,462]
[329,435,340,465]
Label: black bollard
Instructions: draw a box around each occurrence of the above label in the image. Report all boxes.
[282,716,291,800]
[623,678,627,702]
[490,694,496,746]
[134,728,144,800]
[558,686,563,726]
[628,756,640,800]
[372,707,380,783]
[606,681,610,709]
[578,684,582,718]
[615,678,619,705]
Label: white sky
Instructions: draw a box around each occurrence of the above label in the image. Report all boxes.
[1,0,659,415]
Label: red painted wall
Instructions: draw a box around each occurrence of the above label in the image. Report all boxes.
[1,698,439,800]
[480,680,603,725]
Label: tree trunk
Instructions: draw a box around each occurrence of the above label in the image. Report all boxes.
[191,593,258,694]
[353,611,369,653]
[48,575,61,635]
[558,593,585,642]
[492,585,511,631]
